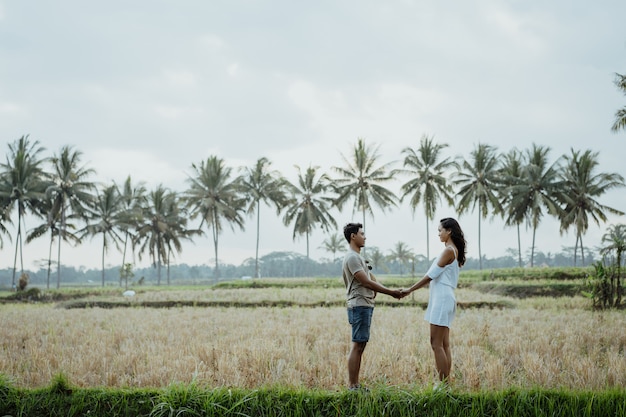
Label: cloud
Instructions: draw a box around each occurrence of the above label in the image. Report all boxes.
[1,0,625,271]
[162,69,199,87]
[227,63,240,77]
[0,102,24,115]
[154,105,205,121]
[483,4,551,56]
[85,148,187,190]
[199,33,227,50]
[286,79,446,160]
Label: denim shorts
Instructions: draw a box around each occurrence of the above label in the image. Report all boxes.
[347,306,374,343]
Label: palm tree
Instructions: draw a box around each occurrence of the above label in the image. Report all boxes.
[115,176,147,282]
[454,143,503,269]
[184,156,246,281]
[332,138,398,231]
[365,246,388,272]
[396,135,455,261]
[161,193,200,285]
[0,135,49,287]
[558,148,625,266]
[78,184,125,287]
[47,146,97,288]
[388,241,414,276]
[0,195,11,250]
[611,72,626,133]
[600,223,626,306]
[319,233,344,262]
[506,143,563,267]
[134,185,182,285]
[25,193,77,289]
[239,157,289,278]
[497,148,526,267]
[283,165,337,259]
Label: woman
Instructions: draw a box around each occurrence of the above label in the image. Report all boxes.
[402,217,466,384]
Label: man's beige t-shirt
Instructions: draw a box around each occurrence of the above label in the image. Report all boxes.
[342,248,375,308]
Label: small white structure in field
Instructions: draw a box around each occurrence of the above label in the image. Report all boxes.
[123,290,136,297]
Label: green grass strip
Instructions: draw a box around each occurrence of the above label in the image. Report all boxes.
[2,376,625,417]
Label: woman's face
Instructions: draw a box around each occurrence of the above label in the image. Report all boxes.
[438,223,451,242]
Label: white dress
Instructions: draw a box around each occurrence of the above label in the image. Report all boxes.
[424,247,459,328]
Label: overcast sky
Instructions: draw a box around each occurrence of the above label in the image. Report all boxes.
[1,0,625,272]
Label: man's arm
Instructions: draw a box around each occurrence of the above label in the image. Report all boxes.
[353,270,402,299]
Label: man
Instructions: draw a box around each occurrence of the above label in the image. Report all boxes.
[342,222,403,391]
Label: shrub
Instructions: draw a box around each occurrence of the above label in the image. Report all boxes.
[18,273,29,291]
[585,261,623,309]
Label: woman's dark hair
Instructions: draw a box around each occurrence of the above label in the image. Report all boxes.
[440,217,466,267]
[343,222,362,243]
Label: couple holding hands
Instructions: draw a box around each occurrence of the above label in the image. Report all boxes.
[341,218,467,391]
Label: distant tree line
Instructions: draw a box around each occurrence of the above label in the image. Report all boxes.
[0,246,609,288]
[0,135,624,289]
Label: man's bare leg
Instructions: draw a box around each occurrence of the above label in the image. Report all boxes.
[348,341,367,387]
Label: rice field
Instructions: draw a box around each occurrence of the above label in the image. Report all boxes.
[1,282,625,392]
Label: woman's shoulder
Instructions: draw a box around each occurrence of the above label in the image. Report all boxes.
[440,245,457,264]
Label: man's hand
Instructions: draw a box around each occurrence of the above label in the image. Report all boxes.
[390,289,404,299]
[397,289,410,299]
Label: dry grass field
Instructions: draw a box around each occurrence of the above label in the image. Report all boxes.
[1,284,625,392]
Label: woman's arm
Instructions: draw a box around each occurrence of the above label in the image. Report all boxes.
[404,274,431,294]
[404,247,455,295]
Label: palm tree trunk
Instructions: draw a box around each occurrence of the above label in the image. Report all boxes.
[573,234,579,266]
[306,230,310,259]
[56,232,62,289]
[478,212,483,270]
[157,259,162,285]
[212,221,219,284]
[255,202,261,278]
[47,230,54,289]
[101,235,106,287]
[516,223,522,267]
[361,207,367,258]
[610,258,615,306]
[121,234,128,287]
[425,216,430,261]
[617,250,622,306]
[57,207,66,289]
[167,250,171,286]
[20,215,25,274]
[362,207,366,232]
[579,233,585,266]
[531,225,537,268]
[11,212,22,288]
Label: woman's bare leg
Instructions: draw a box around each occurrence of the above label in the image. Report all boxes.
[430,324,451,381]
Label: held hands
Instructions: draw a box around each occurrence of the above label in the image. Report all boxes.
[390,288,411,300]
[399,288,414,299]
[366,262,411,300]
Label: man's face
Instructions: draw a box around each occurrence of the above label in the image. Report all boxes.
[352,228,366,248]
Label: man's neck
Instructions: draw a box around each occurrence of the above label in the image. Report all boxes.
[349,243,361,254]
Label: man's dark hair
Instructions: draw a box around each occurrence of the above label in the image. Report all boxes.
[343,223,362,243]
